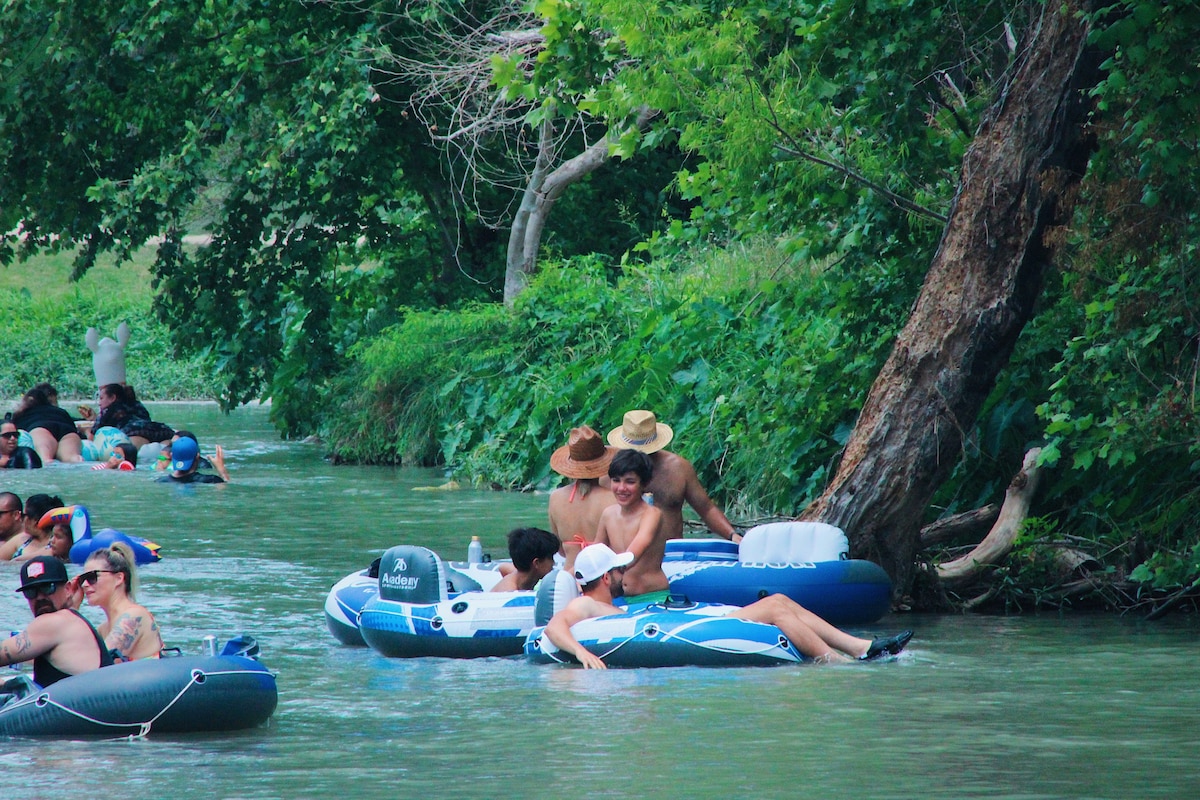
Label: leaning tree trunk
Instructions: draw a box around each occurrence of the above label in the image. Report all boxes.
[803,0,1103,599]
[504,107,656,305]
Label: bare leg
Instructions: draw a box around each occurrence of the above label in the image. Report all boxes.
[55,433,85,463]
[28,429,59,463]
[129,435,150,449]
[727,594,873,660]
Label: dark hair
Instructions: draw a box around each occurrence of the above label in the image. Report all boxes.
[506,527,561,571]
[14,386,51,415]
[174,430,198,444]
[24,493,63,522]
[113,442,138,466]
[0,492,21,511]
[100,383,127,403]
[609,449,653,484]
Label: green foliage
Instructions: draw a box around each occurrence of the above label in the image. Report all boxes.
[0,250,219,400]
[321,239,916,513]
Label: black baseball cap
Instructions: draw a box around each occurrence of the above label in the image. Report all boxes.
[16,556,69,592]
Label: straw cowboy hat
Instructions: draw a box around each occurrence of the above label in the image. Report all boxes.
[550,425,617,479]
[607,410,674,454]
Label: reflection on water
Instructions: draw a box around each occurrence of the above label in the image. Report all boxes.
[0,403,1198,798]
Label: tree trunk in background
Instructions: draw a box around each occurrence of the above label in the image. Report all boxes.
[803,0,1103,600]
[504,107,656,305]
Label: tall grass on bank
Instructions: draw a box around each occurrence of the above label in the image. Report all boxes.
[0,248,220,401]
[318,240,915,514]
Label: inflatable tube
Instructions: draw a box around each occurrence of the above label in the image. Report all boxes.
[327,524,891,646]
[359,591,538,659]
[0,653,277,737]
[324,554,507,647]
[325,569,377,647]
[662,523,892,624]
[80,426,132,462]
[663,557,891,625]
[355,545,540,658]
[524,599,806,668]
[40,506,162,565]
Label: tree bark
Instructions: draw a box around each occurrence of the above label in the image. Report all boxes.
[803,1,1103,599]
[503,107,655,305]
[937,448,1043,587]
[920,504,999,548]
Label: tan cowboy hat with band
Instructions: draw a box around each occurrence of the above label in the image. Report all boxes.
[607,410,674,454]
[550,425,617,479]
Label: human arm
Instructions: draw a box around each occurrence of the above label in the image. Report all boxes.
[593,509,612,547]
[682,463,739,542]
[543,597,607,669]
[0,535,27,562]
[211,445,231,482]
[0,615,61,667]
[104,611,143,662]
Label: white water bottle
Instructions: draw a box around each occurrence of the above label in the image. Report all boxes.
[467,536,483,565]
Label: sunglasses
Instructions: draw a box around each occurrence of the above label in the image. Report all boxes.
[0,432,19,439]
[78,569,118,586]
[20,582,59,599]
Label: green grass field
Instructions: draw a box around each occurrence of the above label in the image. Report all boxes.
[1,246,219,401]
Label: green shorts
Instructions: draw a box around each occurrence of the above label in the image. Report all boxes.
[624,590,671,606]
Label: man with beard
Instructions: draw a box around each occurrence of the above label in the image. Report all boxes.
[0,556,113,686]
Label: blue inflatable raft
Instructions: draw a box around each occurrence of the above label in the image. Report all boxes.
[0,648,277,737]
[524,597,806,668]
[358,546,548,659]
[39,505,162,565]
[662,522,892,624]
[327,523,892,648]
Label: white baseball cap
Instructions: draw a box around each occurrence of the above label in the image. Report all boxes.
[573,544,635,584]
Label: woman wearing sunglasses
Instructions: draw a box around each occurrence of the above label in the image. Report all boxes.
[80,542,164,662]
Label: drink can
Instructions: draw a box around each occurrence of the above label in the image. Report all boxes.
[202,635,218,656]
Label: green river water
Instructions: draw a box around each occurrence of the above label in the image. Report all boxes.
[0,403,1196,799]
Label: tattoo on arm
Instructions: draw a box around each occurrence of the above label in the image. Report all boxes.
[107,614,141,655]
[0,632,32,666]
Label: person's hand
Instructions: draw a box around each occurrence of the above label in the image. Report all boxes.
[66,577,85,610]
[212,444,230,481]
[576,648,607,670]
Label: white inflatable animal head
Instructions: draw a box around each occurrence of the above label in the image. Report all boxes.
[85,322,131,388]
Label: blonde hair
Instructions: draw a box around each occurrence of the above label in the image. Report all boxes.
[87,541,139,600]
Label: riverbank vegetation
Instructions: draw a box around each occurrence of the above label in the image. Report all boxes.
[3,0,1199,614]
[0,248,219,400]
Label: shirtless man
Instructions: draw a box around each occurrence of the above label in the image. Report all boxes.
[594,449,668,603]
[0,493,63,562]
[490,527,562,592]
[0,492,24,542]
[546,543,913,669]
[547,425,616,569]
[607,410,739,543]
[0,556,114,686]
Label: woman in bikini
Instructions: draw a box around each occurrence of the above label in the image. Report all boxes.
[80,542,164,661]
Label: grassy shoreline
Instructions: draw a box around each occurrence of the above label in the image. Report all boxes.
[1,247,221,402]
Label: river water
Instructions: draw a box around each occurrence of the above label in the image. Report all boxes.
[0,403,1195,798]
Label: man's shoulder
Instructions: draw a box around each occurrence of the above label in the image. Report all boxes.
[29,608,85,634]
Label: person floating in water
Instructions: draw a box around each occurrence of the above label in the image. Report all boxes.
[545,544,913,669]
